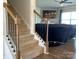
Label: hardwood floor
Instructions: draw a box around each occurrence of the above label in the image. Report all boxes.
[34,39,76,59]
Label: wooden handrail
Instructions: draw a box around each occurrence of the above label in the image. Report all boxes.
[3,3,16,22]
[34,10,48,21]
[34,10,42,18]
[15,15,20,59]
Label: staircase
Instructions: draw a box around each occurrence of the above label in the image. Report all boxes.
[18,19,44,59]
[3,2,44,59]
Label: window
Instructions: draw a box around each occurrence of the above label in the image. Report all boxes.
[61,11,76,25]
[71,12,76,24]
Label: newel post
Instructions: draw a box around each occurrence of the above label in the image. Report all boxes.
[45,18,49,54]
[15,15,20,59]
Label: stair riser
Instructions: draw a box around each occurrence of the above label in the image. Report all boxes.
[22,52,42,59]
[19,38,34,42]
[20,42,38,52]
[19,30,28,32]
[8,31,30,35]
[19,35,34,40]
[20,41,38,49]
[19,38,31,43]
[19,28,27,30]
[19,31,30,35]
[9,32,30,38]
[21,47,43,59]
[19,37,34,44]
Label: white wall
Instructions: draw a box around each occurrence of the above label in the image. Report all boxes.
[3,6,13,59]
[3,7,8,39]
[30,0,36,33]
[4,40,13,59]
[10,0,36,33]
[10,0,31,26]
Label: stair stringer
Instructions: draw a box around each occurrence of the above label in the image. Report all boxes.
[34,32,47,54]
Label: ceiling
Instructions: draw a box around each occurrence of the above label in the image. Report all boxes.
[36,0,76,8]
